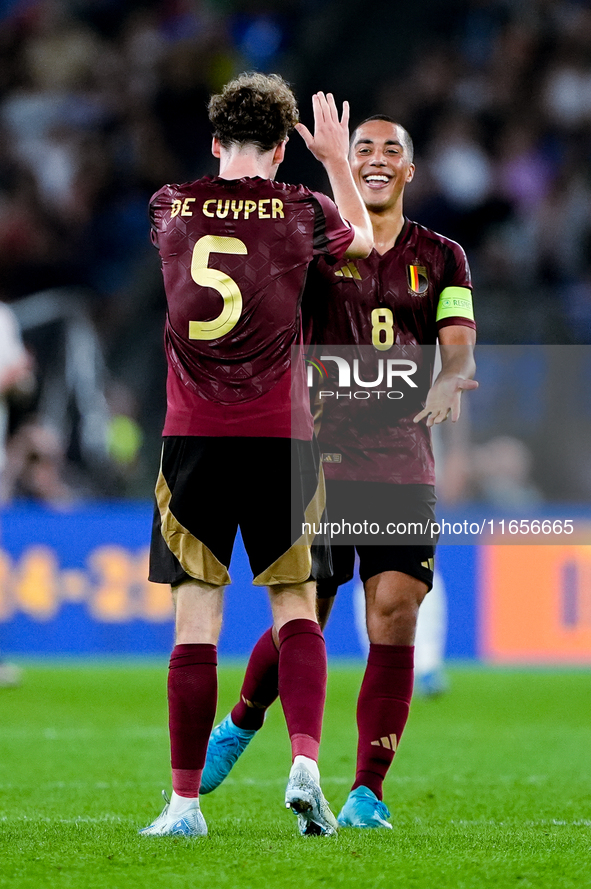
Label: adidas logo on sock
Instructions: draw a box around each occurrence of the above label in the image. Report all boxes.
[370,734,397,751]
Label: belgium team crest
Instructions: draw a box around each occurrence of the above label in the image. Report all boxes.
[407,263,429,295]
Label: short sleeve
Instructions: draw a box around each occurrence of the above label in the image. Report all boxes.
[148,185,171,249]
[436,240,475,331]
[309,191,355,263]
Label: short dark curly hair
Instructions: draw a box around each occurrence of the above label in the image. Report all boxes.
[208,72,299,152]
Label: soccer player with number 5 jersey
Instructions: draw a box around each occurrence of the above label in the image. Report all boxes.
[141,73,373,838]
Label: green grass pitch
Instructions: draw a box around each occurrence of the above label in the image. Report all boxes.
[1,662,590,889]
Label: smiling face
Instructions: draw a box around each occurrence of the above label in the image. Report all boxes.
[349,119,415,214]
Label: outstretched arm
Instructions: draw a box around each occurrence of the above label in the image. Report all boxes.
[296,92,373,258]
[413,325,478,427]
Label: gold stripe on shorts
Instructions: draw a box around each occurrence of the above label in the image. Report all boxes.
[155,463,231,587]
[253,464,326,587]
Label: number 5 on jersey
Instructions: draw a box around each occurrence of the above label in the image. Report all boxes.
[189,235,247,340]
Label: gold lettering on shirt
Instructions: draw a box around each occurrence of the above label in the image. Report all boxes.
[181,198,195,216]
[231,200,244,218]
[171,200,182,218]
[216,199,230,219]
[200,197,286,220]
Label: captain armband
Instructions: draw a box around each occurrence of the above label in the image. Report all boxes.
[436,286,474,323]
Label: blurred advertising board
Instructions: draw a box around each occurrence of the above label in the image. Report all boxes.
[481,544,591,664]
[1,504,590,663]
[0,504,376,658]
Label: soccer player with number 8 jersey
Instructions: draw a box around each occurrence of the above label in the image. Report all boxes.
[201,116,478,830]
[141,73,373,838]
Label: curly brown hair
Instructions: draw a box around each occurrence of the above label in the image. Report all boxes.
[208,72,299,152]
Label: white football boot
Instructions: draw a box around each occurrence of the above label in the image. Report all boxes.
[284,760,338,837]
[139,790,207,837]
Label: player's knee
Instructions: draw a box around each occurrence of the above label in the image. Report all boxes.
[268,580,318,626]
[270,579,316,597]
[366,596,419,645]
[372,594,417,624]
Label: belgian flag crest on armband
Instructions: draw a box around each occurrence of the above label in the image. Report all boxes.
[407,263,429,295]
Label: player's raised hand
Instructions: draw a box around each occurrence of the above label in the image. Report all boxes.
[296,92,373,257]
[295,92,350,165]
[413,375,479,427]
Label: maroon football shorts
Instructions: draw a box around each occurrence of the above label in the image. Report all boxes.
[149,436,331,587]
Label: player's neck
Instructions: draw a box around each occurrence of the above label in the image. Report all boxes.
[369,208,406,255]
[217,145,277,182]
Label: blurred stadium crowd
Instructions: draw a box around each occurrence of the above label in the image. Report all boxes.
[1,0,590,501]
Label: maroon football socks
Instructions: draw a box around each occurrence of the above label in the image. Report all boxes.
[228,629,413,795]
[352,643,414,800]
[231,621,328,761]
[278,619,327,761]
[168,643,218,798]
[231,627,280,731]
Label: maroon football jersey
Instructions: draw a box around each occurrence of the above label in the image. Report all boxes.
[305,219,475,483]
[150,175,354,438]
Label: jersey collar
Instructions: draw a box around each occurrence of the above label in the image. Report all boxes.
[395,217,412,247]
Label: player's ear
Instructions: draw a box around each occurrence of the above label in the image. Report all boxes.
[272,140,287,166]
[211,137,221,159]
[406,163,415,184]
